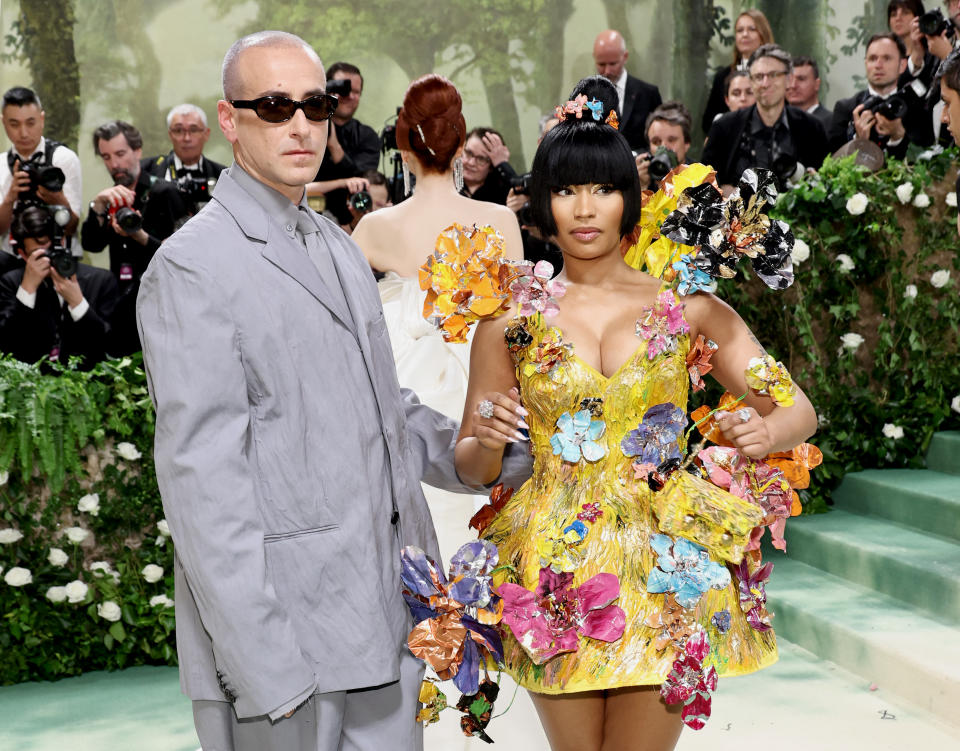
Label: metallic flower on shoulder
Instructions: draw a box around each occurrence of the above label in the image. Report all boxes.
[497,567,626,664]
[506,260,567,317]
[646,534,731,608]
[671,253,717,296]
[419,224,511,343]
[550,409,607,463]
[660,169,796,290]
[621,402,687,467]
[745,354,796,407]
[469,483,514,535]
[660,629,719,730]
[735,559,774,632]
[537,520,589,573]
[635,290,690,359]
[686,335,718,392]
[400,541,504,695]
[522,319,573,378]
[698,446,794,552]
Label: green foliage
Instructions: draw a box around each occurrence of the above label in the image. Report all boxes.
[705,150,960,513]
[0,354,170,684]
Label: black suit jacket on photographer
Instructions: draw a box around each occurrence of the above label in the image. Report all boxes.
[702,104,829,187]
[829,88,934,159]
[141,151,226,182]
[0,263,118,370]
[620,74,663,152]
[312,118,381,224]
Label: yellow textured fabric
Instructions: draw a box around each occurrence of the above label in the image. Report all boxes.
[482,312,778,694]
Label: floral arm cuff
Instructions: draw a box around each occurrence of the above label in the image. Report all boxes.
[744,355,796,407]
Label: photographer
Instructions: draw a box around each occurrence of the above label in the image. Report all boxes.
[460,127,517,205]
[829,33,933,158]
[936,48,960,234]
[142,103,225,208]
[0,205,117,370]
[916,5,960,144]
[311,62,380,225]
[0,86,82,258]
[81,120,186,354]
[636,101,694,191]
[703,44,828,194]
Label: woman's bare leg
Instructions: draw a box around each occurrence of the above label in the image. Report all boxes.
[600,686,683,751]
[529,690,606,751]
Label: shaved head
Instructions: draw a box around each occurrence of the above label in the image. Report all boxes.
[221,30,322,100]
[593,30,627,55]
[593,29,628,83]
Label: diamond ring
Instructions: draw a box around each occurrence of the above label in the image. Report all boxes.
[478,399,495,419]
[737,408,751,423]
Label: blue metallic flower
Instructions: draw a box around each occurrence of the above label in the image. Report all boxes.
[620,403,687,465]
[711,609,731,635]
[671,254,718,295]
[646,534,731,608]
[550,409,607,463]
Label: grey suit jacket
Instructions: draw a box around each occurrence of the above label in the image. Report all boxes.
[136,166,532,719]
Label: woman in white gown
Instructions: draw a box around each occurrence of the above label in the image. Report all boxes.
[353,74,523,565]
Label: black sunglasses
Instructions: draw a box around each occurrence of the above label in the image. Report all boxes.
[230,94,339,123]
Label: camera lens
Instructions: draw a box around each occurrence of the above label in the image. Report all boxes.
[349,190,372,212]
[115,206,143,233]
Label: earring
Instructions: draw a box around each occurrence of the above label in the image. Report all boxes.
[453,157,464,192]
[402,161,412,196]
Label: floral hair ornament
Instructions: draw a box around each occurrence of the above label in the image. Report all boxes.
[419,224,511,342]
[554,94,587,121]
[605,110,619,129]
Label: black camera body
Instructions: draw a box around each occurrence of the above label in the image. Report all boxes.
[327,78,351,98]
[21,160,66,194]
[349,190,372,213]
[919,8,956,38]
[109,205,143,234]
[44,241,77,278]
[861,93,908,122]
[175,174,214,204]
[509,173,532,196]
[648,146,679,186]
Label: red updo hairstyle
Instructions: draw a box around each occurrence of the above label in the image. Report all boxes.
[397,74,466,174]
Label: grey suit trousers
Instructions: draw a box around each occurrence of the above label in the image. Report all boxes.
[193,650,424,751]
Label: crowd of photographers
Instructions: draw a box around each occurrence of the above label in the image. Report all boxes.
[3,0,960,372]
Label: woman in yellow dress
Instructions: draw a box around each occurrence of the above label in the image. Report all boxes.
[453,83,818,750]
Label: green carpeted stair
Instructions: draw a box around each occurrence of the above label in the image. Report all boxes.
[766,431,960,728]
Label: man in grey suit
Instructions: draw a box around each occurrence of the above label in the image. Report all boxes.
[137,31,530,751]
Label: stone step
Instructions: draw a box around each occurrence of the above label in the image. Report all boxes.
[927,431,960,476]
[832,469,960,542]
[766,555,960,729]
[782,510,960,622]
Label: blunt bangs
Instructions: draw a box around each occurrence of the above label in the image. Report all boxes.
[529,121,641,238]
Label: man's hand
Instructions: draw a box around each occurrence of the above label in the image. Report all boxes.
[342,176,369,195]
[926,29,954,60]
[852,103,876,141]
[908,18,926,67]
[505,187,526,216]
[3,160,31,205]
[327,121,345,163]
[36,185,69,207]
[93,185,136,215]
[109,212,150,245]
[635,152,652,190]
[20,247,51,294]
[480,132,510,167]
[51,268,84,309]
[875,112,906,142]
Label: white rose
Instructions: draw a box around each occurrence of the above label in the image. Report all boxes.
[931,269,951,288]
[791,238,810,264]
[46,586,68,603]
[951,395,960,414]
[64,579,88,603]
[48,547,69,567]
[157,519,171,537]
[142,564,164,583]
[840,332,864,350]
[836,254,856,273]
[77,493,100,517]
[904,284,918,299]
[4,566,32,587]
[89,561,112,577]
[912,192,931,208]
[0,528,24,544]
[895,182,914,204]
[155,535,167,547]
[63,526,90,544]
[115,442,142,461]
[97,600,122,622]
[846,193,869,215]
[882,423,904,439]
[947,192,958,208]
[149,594,175,608]
[0,470,8,485]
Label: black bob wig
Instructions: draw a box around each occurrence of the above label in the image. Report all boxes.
[528,76,642,238]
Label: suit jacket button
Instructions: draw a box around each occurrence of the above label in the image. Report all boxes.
[390,510,400,525]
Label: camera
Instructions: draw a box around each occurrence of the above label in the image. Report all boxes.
[349,189,372,213]
[508,173,532,195]
[175,173,215,204]
[860,93,908,122]
[44,241,77,278]
[109,204,143,233]
[919,8,956,38]
[20,159,66,194]
[648,146,679,186]
[327,78,351,98]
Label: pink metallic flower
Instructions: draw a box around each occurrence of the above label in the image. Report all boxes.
[497,567,626,665]
[508,260,566,318]
[735,559,774,632]
[660,630,719,730]
[576,502,603,523]
[635,291,690,360]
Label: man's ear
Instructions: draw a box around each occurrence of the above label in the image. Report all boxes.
[218,100,238,144]
[898,57,908,76]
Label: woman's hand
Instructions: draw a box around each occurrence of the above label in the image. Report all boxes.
[715,406,775,459]
[473,387,528,451]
